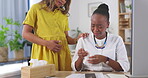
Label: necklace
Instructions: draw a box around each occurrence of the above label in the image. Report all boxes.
[94,32,107,49]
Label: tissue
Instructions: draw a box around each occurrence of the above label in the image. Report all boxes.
[29,59,47,67]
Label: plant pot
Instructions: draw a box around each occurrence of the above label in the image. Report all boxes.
[14,49,24,60]
[0,47,8,62]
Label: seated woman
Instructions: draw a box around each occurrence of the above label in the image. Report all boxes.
[71,4,130,72]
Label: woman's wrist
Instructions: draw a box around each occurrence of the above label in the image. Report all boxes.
[105,57,110,64]
[78,57,84,60]
[42,40,48,46]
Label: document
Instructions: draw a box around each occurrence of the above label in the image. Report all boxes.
[66,73,104,78]
[106,74,128,78]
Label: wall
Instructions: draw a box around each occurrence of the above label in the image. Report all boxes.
[132,0,148,77]
[29,0,41,8]
[68,0,80,30]
[74,0,118,35]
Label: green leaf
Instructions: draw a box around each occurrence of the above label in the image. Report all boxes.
[0,17,22,49]
[13,21,21,26]
[4,18,13,25]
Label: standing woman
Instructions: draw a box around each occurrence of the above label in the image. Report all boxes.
[72,4,130,72]
[22,0,86,71]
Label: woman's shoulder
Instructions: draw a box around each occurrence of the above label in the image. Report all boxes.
[109,33,120,37]
[109,33,123,41]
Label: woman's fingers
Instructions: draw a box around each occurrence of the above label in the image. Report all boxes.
[78,48,88,57]
[77,33,89,39]
[80,33,89,38]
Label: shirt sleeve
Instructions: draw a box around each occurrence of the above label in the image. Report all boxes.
[71,38,84,71]
[22,4,38,27]
[64,17,70,31]
[116,36,130,72]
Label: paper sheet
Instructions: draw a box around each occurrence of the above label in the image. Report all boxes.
[106,74,128,78]
[66,73,104,78]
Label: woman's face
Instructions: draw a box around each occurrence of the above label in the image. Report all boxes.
[91,14,109,38]
[55,0,66,8]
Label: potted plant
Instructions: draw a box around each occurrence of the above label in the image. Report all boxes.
[125,4,132,13]
[0,24,9,62]
[9,30,25,60]
[124,0,132,13]
[6,18,25,60]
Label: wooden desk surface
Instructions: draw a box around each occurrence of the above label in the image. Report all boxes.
[0,71,130,78]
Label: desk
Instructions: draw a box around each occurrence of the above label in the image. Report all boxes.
[53,71,130,78]
[0,71,130,78]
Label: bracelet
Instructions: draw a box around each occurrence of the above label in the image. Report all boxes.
[105,57,110,64]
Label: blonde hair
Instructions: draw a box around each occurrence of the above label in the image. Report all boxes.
[41,0,71,15]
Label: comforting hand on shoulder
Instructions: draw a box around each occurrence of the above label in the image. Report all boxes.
[77,33,89,39]
[46,40,62,52]
[87,55,107,64]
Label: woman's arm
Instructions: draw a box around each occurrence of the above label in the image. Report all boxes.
[106,57,123,71]
[64,31,89,44]
[115,37,130,72]
[75,48,88,71]
[22,24,47,46]
[22,24,62,52]
[88,55,123,71]
[64,31,77,44]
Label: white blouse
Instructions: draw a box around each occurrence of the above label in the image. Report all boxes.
[71,33,130,72]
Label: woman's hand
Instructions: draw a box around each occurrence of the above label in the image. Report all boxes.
[46,40,62,52]
[88,55,107,64]
[77,33,89,39]
[75,48,88,71]
[78,48,88,59]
